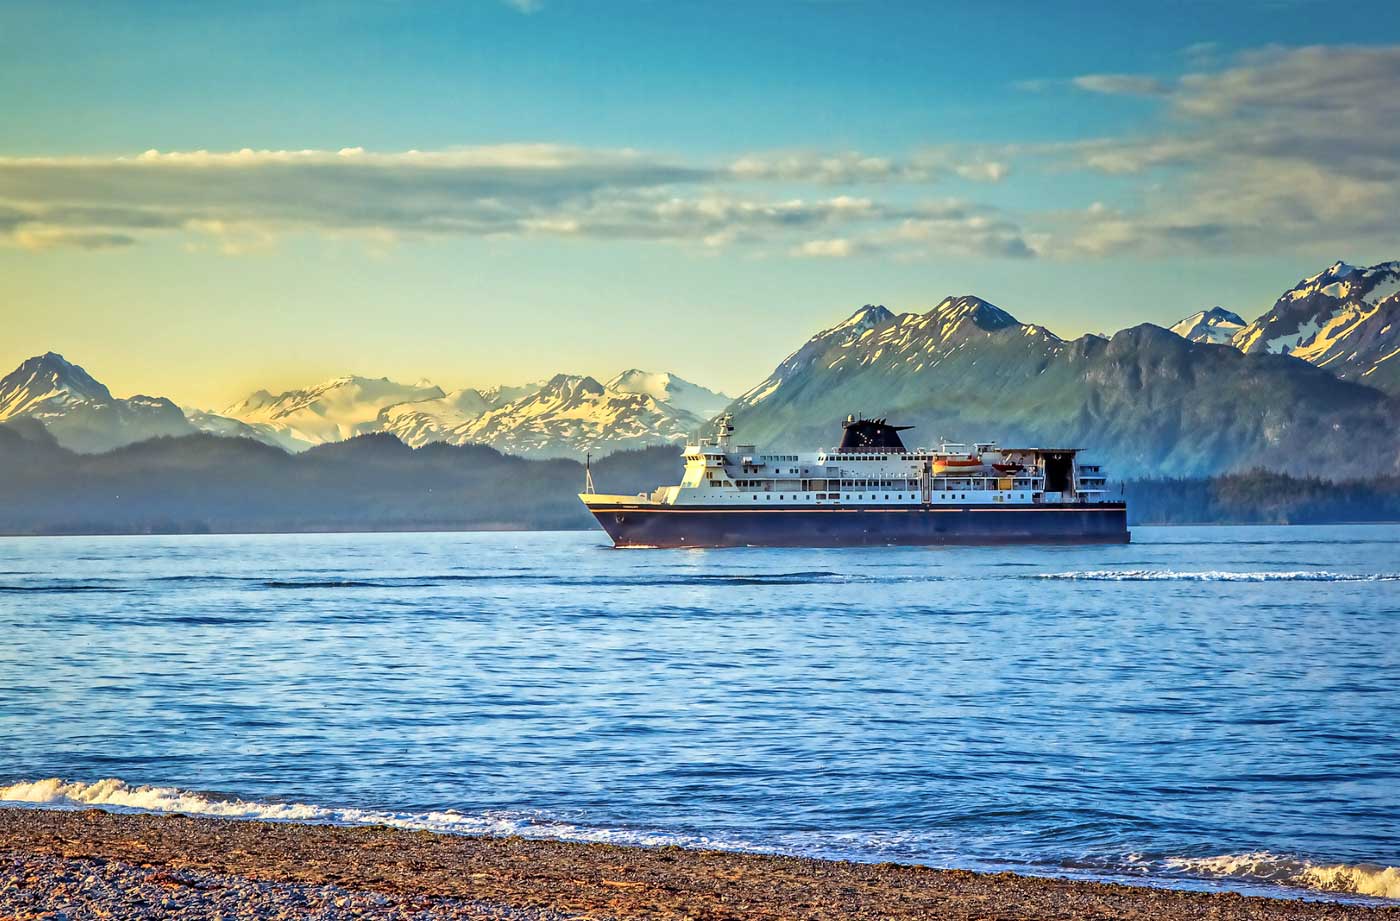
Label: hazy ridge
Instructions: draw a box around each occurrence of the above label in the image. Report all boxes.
[1,422,1397,533]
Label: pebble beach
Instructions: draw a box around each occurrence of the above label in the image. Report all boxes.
[1,808,1396,921]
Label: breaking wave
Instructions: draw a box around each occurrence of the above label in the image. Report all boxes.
[0,777,754,851]
[1035,570,1400,583]
[5,779,1398,901]
[1165,852,1400,900]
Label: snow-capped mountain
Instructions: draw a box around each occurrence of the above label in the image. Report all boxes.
[373,388,493,448]
[605,370,731,420]
[446,373,705,459]
[182,407,298,451]
[732,298,1063,414]
[727,298,1400,477]
[219,370,725,455]
[0,352,195,452]
[1169,307,1246,346]
[221,376,446,450]
[1230,260,1400,394]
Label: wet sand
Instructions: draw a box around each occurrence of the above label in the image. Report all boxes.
[1,807,1395,920]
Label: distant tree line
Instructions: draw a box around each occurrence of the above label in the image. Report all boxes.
[1,422,1395,534]
[1125,470,1400,525]
[0,423,679,535]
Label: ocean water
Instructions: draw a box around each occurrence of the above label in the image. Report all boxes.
[2,526,1398,902]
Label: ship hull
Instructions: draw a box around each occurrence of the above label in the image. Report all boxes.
[586,502,1129,548]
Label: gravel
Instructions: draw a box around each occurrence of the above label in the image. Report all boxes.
[1,807,1396,920]
[0,852,590,920]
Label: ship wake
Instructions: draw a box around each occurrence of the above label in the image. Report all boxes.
[1035,569,1400,582]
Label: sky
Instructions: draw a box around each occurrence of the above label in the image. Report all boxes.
[3,0,1400,408]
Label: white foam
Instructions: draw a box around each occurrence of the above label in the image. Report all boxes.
[1036,570,1400,582]
[0,777,752,851]
[1166,852,1400,900]
[6,779,1398,901]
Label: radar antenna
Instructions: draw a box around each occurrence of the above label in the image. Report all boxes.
[715,413,734,447]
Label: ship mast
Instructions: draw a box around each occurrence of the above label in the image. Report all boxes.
[715,412,734,448]
[585,452,596,494]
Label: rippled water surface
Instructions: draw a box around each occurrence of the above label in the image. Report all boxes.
[2,526,1397,900]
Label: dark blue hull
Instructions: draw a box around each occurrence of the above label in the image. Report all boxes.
[587,502,1129,548]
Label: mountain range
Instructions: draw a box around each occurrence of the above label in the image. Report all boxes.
[207,368,730,458]
[3,258,1398,476]
[0,354,731,458]
[728,296,1399,477]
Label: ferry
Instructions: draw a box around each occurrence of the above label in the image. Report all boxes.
[580,415,1129,547]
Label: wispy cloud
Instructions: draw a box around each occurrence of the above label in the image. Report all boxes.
[7,46,1398,263]
[792,238,859,258]
[1070,73,1170,96]
[0,143,1027,258]
[730,150,1009,185]
[1044,44,1400,257]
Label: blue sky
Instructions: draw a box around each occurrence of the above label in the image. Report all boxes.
[3,0,1400,406]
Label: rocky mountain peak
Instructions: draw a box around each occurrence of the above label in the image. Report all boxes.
[542,373,606,399]
[1232,259,1400,393]
[833,304,896,332]
[927,296,1019,332]
[0,353,194,452]
[1169,307,1246,346]
[0,352,114,418]
[605,369,731,418]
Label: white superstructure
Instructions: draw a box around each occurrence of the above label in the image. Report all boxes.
[606,415,1110,509]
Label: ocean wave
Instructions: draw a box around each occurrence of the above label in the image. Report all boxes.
[258,571,859,589]
[0,777,755,851]
[4,779,1397,901]
[0,584,129,593]
[1164,852,1400,900]
[1034,570,1400,583]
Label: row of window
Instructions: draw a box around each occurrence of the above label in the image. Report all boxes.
[743,493,911,501]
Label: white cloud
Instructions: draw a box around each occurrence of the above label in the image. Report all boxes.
[11,46,1397,264]
[730,151,922,183]
[12,228,136,251]
[793,238,856,258]
[1071,74,1169,96]
[954,161,1010,182]
[1044,44,1400,257]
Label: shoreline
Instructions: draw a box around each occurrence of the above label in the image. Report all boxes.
[1,808,1395,920]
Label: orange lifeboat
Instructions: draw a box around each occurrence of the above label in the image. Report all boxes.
[932,455,985,475]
